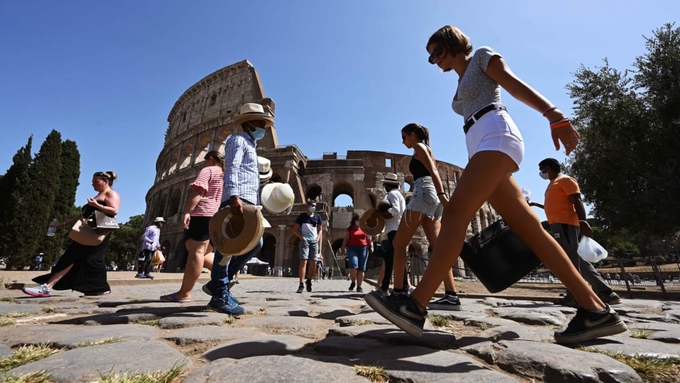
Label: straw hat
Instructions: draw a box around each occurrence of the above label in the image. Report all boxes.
[383,172,399,186]
[359,209,385,236]
[153,217,166,223]
[209,205,264,256]
[232,103,274,127]
[258,156,273,182]
[261,183,295,214]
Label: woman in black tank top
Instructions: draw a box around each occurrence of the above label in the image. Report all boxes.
[381,123,460,302]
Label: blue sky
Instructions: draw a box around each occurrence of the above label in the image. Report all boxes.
[0,1,676,223]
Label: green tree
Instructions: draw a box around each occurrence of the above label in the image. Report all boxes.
[105,214,145,269]
[567,23,680,238]
[0,136,33,262]
[4,130,63,269]
[38,140,81,269]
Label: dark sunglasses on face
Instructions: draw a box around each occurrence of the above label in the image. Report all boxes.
[428,46,444,64]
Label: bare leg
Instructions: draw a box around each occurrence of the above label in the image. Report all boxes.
[392,211,423,290]
[357,271,365,288]
[203,250,214,270]
[349,268,357,283]
[377,263,386,289]
[45,264,74,289]
[421,217,457,293]
[411,151,604,312]
[172,238,211,299]
[298,260,308,282]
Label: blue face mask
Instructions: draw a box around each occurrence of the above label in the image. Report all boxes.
[309,206,316,212]
[250,127,266,141]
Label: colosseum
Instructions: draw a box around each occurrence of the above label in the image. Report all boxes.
[143,60,496,278]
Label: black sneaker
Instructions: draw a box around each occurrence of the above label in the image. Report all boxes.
[348,282,355,291]
[296,283,304,293]
[305,279,312,292]
[364,290,426,337]
[598,291,622,305]
[554,304,628,344]
[428,294,462,311]
[356,286,364,293]
[557,293,578,308]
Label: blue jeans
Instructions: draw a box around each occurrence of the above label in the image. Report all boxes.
[208,199,262,297]
[208,239,263,297]
[347,245,368,272]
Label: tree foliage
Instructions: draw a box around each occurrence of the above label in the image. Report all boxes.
[37,140,81,269]
[567,23,680,238]
[0,136,33,262]
[105,214,145,268]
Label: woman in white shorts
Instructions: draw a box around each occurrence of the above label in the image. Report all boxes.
[385,123,461,304]
[366,25,627,345]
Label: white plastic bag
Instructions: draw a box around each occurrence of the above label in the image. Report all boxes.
[577,236,608,263]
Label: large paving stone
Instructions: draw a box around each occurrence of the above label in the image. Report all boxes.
[579,333,680,358]
[464,340,642,382]
[6,340,190,383]
[0,343,12,358]
[491,308,568,326]
[463,316,518,328]
[237,316,332,337]
[159,311,231,329]
[0,303,44,316]
[328,325,458,350]
[335,312,392,326]
[628,322,680,343]
[184,355,370,383]
[314,336,386,357]
[479,325,555,342]
[356,345,518,382]
[162,325,264,346]
[203,334,312,360]
[0,324,157,348]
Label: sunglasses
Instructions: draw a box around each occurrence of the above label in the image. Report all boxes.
[428,46,444,65]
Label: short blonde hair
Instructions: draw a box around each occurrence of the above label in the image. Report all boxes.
[427,25,473,57]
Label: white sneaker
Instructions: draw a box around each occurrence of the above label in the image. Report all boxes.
[23,284,52,297]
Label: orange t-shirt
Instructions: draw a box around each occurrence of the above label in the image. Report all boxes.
[544,174,580,226]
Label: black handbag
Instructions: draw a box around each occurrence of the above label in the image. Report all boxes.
[459,219,542,293]
[93,210,120,230]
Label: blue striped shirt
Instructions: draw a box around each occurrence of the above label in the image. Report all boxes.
[223,132,259,205]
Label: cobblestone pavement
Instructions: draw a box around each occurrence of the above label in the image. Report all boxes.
[0,275,679,382]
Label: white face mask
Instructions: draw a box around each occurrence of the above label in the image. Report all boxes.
[539,170,550,180]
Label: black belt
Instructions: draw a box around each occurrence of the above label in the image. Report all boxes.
[463,104,507,134]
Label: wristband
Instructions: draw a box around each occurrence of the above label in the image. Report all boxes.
[542,106,557,116]
[579,220,588,223]
[550,118,571,130]
[437,192,446,196]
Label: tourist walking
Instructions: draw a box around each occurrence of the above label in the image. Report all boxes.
[365,25,627,344]
[339,213,373,293]
[294,200,323,293]
[137,217,164,279]
[24,171,120,297]
[160,150,224,303]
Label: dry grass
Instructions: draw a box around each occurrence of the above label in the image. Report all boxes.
[350,320,373,326]
[354,365,390,383]
[428,315,450,328]
[97,363,186,383]
[630,329,654,339]
[0,345,64,373]
[582,348,680,383]
[137,319,160,327]
[1,371,52,383]
[75,337,122,348]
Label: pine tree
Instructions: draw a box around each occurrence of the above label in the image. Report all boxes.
[38,139,81,269]
[4,130,63,268]
[0,136,33,262]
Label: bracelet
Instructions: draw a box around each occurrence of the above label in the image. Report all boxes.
[550,118,572,130]
[542,106,557,116]
[437,192,446,196]
[579,220,588,223]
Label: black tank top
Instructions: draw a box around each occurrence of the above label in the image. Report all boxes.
[409,157,431,181]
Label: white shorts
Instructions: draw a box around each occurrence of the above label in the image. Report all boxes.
[465,109,524,170]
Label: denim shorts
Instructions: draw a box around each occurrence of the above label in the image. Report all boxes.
[346,245,368,272]
[406,176,443,220]
[299,239,319,260]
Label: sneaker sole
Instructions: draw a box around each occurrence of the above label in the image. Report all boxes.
[23,290,51,298]
[554,320,628,344]
[207,304,244,316]
[202,284,213,296]
[427,303,462,311]
[364,293,424,338]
